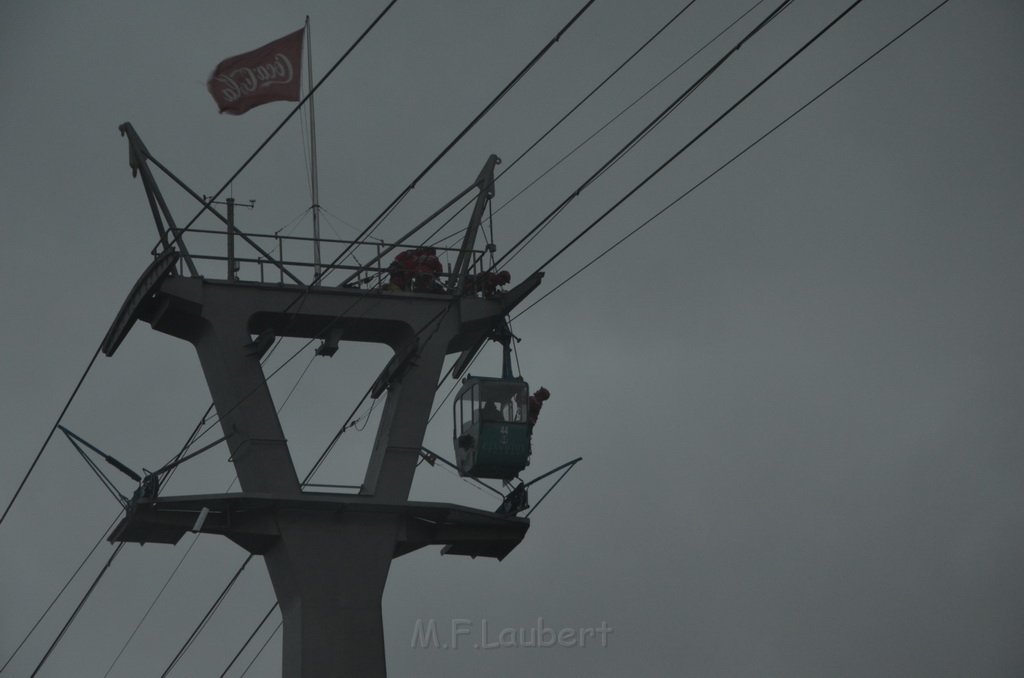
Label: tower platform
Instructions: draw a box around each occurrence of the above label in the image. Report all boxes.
[111,491,529,560]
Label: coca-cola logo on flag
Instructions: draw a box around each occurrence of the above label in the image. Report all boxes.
[207,27,304,115]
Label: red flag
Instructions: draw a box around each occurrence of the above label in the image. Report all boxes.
[207,28,305,115]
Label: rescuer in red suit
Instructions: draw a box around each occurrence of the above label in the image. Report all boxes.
[387,247,443,292]
[464,270,511,298]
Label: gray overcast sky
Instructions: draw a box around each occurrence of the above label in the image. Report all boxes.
[3,1,1024,676]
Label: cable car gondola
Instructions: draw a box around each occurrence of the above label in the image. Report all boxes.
[453,375,531,480]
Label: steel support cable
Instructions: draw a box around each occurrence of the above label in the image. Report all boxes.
[421,196,479,253]
[67,435,129,508]
[102,534,202,677]
[514,1,954,321]
[239,621,281,677]
[0,515,121,674]
[316,209,356,245]
[319,205,363,234]
[155,0,399,248]
[315,0,598,282]
[430,0,871,436]
[218,604,277,677]
[277,353,318,412]
[0,345,102,529]
[303,301,455,480]
[524,462,578,518]
[486,0,769,249]
[424,0,735,253]
[496,0,700,183]
[156,403,216,493]
[424,0,768,261]
[302,386,374,482]
[160,555,254,677]
[492,0,795,272]
[29,543,126,678]
[529,0,865,280]
[267,207,316,255]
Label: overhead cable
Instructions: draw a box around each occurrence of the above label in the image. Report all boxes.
[103,534,203,677]
[0,346,102,528]
[487,0,769,240]
[426,0,748,253]
[29,544,126,677]
[316,0,598,282]
[0,514,120,674]
[514,0,955,320]
[218,604,278,677]
[531,0,867,276]
[498,0,701,180]
[160,555,254,677]
[239,621,281,677]
[492,0,795,270]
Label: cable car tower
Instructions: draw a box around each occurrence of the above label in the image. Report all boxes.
[103,123,560,677]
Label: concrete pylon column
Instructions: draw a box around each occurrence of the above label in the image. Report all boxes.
[363,330,450,502]
[191,300,301,495]
[268,513,398,677]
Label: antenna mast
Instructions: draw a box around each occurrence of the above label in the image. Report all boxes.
[306,15,323,282]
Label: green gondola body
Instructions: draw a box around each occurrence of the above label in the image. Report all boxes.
[454,375,531,480]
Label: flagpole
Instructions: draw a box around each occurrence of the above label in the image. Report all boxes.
[306,15,322,282]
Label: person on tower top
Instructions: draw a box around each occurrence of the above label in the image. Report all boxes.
[386,247,443,293]
[464,270,511,298]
